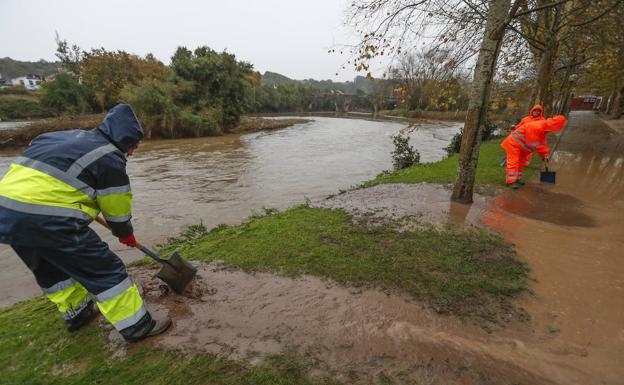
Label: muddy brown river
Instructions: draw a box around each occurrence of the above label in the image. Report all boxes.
[0,116,461,307]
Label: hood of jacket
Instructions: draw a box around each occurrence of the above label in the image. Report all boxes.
[529,104,544,119]
[94,104,144,153]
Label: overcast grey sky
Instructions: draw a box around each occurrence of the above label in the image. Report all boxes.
[0,0,374,81]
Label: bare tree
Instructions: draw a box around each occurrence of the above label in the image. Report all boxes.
[451,0,519,203]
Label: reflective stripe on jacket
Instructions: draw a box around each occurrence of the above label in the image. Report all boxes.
[502,115,566,158]
[0,104,143,246]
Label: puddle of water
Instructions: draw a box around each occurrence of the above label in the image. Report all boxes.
[487,185,597,227]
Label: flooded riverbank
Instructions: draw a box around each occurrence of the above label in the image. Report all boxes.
[0,116,461,307]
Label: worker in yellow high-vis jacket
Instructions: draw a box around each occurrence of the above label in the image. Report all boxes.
[0,104,170,341]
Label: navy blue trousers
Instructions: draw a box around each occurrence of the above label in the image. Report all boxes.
[11,228,151,337]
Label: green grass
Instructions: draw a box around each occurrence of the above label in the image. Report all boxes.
[364,140,539,187]
[161,206,528,320]
[0,298,340,385]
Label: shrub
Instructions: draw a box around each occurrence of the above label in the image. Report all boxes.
[445,130,463,156]
[38,73,92,115]
[445,122,499,157]
[177,108,222,138]
[121,80,224,139]
[0,86,29,96]
[0,97,54,120]
[392,133,420,170]
[121,80,179,138]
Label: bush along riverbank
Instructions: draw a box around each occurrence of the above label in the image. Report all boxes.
[0,139,531,385]
[0,115,310,149]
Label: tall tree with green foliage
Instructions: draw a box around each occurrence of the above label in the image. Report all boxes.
[170,46,254,127]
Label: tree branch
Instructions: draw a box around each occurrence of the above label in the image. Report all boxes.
[571,0,622,28]
[512,0,572,18]
[461,0,486,20]
[507,23,545,51]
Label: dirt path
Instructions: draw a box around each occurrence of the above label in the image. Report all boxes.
[116,112,622,384]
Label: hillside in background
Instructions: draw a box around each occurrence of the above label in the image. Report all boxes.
[1,57,378,95]
[0,58,60,79]
[261,71,376,95]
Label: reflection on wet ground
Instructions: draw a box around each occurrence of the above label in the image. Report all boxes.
[489,185,597,227]
[481,111,624,384]
[0,117,461,307]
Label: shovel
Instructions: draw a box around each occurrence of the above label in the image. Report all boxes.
[539,118,570,185]
[540,158,556,184]
[95,216,197,293]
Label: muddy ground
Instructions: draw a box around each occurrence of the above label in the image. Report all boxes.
[120,264,557,385]
[313,182,491,229]
[106,112,621,385]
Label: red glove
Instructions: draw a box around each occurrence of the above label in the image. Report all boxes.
[119,234,137,248]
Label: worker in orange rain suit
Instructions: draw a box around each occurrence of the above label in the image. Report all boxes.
[501,114,566,189]
[510,104,544,167]
[511,104,545,167]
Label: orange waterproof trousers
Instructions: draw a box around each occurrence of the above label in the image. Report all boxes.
[503,145,529,185]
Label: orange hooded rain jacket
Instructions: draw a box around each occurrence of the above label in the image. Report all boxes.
[501,115,566,184]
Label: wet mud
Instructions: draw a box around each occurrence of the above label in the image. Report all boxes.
[314,183,490,228]
[126,264,570,385]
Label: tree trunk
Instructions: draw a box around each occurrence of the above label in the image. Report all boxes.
[451,0,511,204]
[528,40,557,113]
[611,83,624,119]
[605,86,617,115]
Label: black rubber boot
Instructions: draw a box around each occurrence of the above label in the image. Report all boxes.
[66,301,98,332]
[508,182,522,189]
[123,313,172,343]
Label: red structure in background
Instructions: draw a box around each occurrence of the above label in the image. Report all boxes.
[571,96,600,110]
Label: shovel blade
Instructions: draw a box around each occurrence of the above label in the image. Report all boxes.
[540,170,556,184]
[155,252,197,294]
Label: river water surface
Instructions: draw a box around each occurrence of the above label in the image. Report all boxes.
[0,117,460,306]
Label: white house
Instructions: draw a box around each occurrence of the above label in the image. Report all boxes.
[10,74,42,91]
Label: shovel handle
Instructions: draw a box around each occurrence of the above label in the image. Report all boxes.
[94,216,172,267]
[137,245,173,266]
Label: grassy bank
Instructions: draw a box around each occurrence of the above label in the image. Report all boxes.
[364,141,539,187]
[0,299,337,385]
[378,109,522,127]
[160,206,528,320]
